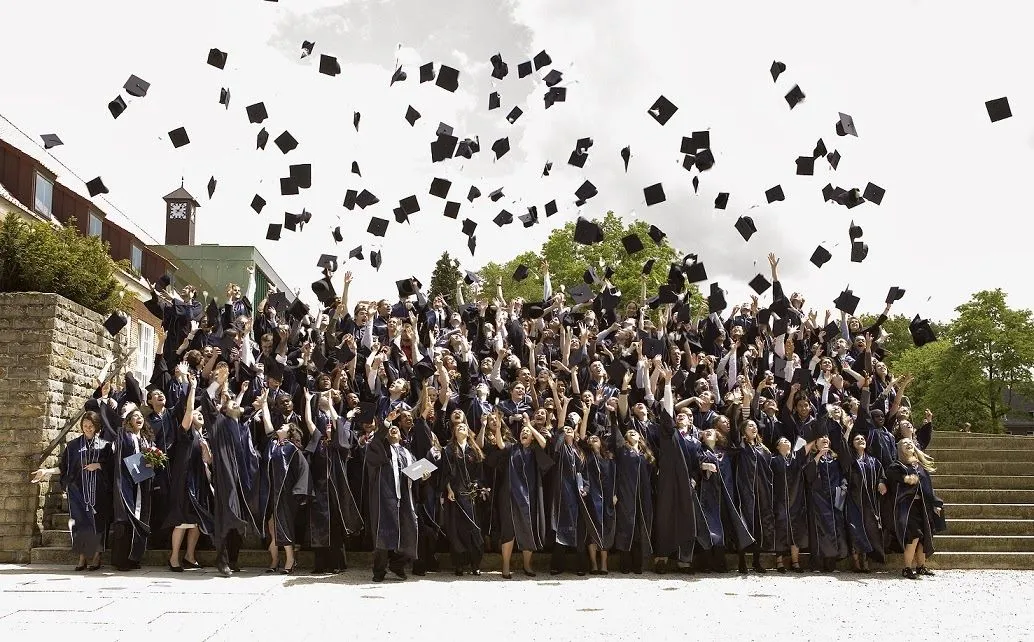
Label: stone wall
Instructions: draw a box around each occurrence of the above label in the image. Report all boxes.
[0,292,129,562]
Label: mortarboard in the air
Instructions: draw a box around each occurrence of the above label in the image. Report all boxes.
[833,288,860,315]
[707,283,727,314]
[543,69,563,87]
[821,183,836,201]
[569,283,594,305]
[684,261,707,284]
[456,137,478,158]
[436,64,459,92]
[568,148,588,168]
[86,177,108,197]
[219,87,231,109]
[348,245,363,260]
[367,216,388,237]
[316,253,338,272]
[444,201,460,218]
[430,133,458,162]
[405,105,420,125]
[619,146,631,171]
[695,149,716,171]
[437,120,454,134]
[420,62,434,82]
[353,111,360,130]
[863,182,885,205]
[839,187,865,208]
[348,161,361,177]
[836,112,858,136]
[886,286,906,304]
[256,128,269,150]
[266,223,282,241]
[692,176,700,194]
[124,75,150,98]
[279,177,298,196]
[490,53,508,79]
[393,206,409,224]
[909,315,937,347]
[284,209,311,232]
[667,264,686,292]
[813,138,827,159]
[493,210,513,226]
[851,241,868,263]
[765,185,784,203]
[621,233,644,255]
[681,131,710,152]
[396,278,419,298]
[266,292,288,316]
[735,216,757,241]
[301,40,315,58]
[810,245,832,268]
[714,192,729,209]
[513,264,530,281]
[290,163,312,189]
[390,65,407,85]
[489,91,501,110]
[41,134,62,150]
[647,224,665,245]
[584,266,601,285]
[400,195,420,215]
[575,180,598,204]
[573,217,604,245]
[207,48,228,69]
[207,176,217,199]
[520,206,538,228]
[274,131,298,154]
[770,60,786,82]
[168,127,190,148]
[108,95,128,120]
[246,102,267,124]
[318,54,341,76]
[985,97,1012,123]
[545,199,558,216]
[343,189,357,210]
[463,270,482,286]
[370,250,382,270]
[429,178,451,199]
[489,187,504,202]
[533,50,552,69]
[467,235,477,256]
[796,156,815,176]
[849,221,863,240]
[287,297,310,323]
[517,60,533,78]
[822,319,840,339]
[312,275,336,304]
[784,85,805,109]
[642,258,656,275]
[827,150,841,170]
[506,106,523,124]
[644,183,666,206]
[467,186,481,202]
[103,311,128,336]
[491,137,510,159]
[749,274,772,295]
[356,189,379,209]
[544,86,567,108]
[332,227,343,243]
[461,218,477,236]
[648,95,678,125]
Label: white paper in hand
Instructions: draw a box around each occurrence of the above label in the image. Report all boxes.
[794,437,807,453]
[402,458,438,481]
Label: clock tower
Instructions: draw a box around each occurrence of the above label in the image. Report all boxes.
[163,181,200,245]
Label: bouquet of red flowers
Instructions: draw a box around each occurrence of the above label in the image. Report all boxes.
[142,446,168,470]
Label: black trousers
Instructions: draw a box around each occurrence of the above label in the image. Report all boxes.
[215,530,242,568]
[373,549,407,577]
[550,544,588,573]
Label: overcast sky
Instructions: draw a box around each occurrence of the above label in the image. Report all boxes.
[2,0,1032,322]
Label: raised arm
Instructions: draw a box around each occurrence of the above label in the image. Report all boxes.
[181,374,197,429]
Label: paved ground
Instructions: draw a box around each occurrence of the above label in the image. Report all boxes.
[1,565,1031,640]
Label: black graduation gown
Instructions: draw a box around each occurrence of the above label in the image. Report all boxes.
[696,447,755,552]
[610,429,654,555]
[365,428,419,558]
[485,441,553,551]
[547,431,584,549]
[146,408,178,538]
[110,427,153,563]
[886,461,944,555]
[653,410,698,559]
[803,452,849,560]
[305,413,364,548]
[440,443,487,555]
[163,426,215,534]
[264,438,311,546]
[832,429,887,562]
[729,416,775,553]
[208,414,260,541]
[60,435,114,556]
[578,449,616,551]
[771,447,809,552]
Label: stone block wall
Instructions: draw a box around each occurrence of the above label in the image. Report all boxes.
[0,292,129,562]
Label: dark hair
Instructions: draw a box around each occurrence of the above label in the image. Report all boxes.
[81,411,102,434]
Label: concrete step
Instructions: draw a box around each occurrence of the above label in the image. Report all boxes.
[943,519,1034,536]
[928,552,1034,569]
[934,535,1034,553]
[933,461,1032,476]
[49,512,70,530]
[931,475,1034,490]
[945,503,1034,519]
[939,489,1034,503]
[41,529,70,547]
[928,448,1034,463]
[930,432,1034,450]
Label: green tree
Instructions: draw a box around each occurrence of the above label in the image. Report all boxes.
[428,251,462,305]
[859,313,947,369]
[0,212,128,315]
[894,340,988,431]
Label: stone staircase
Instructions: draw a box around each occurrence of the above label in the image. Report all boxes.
[29,431,1034,570]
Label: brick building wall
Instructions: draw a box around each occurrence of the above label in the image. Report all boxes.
[0,292,130,562]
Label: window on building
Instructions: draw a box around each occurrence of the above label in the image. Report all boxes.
[87,211,103,238]
[135,322,155,385]
[131,244,143,273]
[34,173,53,219]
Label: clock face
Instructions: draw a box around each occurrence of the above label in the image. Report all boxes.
[169,202,188,219]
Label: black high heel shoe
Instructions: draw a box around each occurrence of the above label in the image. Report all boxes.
[182,559,202,570]
[74,563,87,571]
[168,562,184,573]
[522,568,536,577]
[282,564,295,575]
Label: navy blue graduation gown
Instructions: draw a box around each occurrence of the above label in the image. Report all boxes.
[60,435,114,556]
[610,429,654,555]
[208,415,260,540]
[696,447,755,552]
[771,448,809,552]
[547,432,584,549]
[485,441,552,551]
[579,449,616,550]
[365,430,419,558]
[803,452,849,560]
[263,439,311,546]
[886,461,944,554]
[110,428,153,562]
[440,443,487,554]
[163,427,215,534]
[305,413,364,548]
[653,410,699,559]
[729,416,775,552]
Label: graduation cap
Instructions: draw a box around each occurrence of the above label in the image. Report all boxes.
[887,287,906,304]
[467,186,481,202]
[765,185,785,203]
[647,224,666,245]
[318,54,341,76]
[543,69,563,87]
[490,53,508,79]
[621,233,644,255]
[850,241,868,263]
[489,91,501,110]
[642,258,656,275]
[813,139,827,159]
[332,227,343,243]
[821,319,840,339]
[734,216,757,242]
[684,261,707,284]
[40,134,63,150]
[403,105,421,126]
[316,253,338,272]
[863,182,885,205]
[837,187,866,209]
[827,150,841,170]
[431,133,459,162]
[103,311,127,336]
[493,210,514,226]
[343,189,357,210]
[544,86,567,108]
[648,95,678,125]
[367,216,389,237]
[284,209,311,232]
[279,177,298,196]
[356,189,379,209]
[86,177,108,197]
[836,112,858,137]
[108,96,127,119]
[207,176,217,199]
[544,200,558,217]
[517,60,533,78]
[428,178,451,199]
[533,50,552,69]
[444,201,460,218]
[695,149,716,171]
[353,111,361,131]
[419,62,435,82]
[707,283,727,314]
[266,223,282,241]
[692,176,700,194]
[575,180,598,203]
[569,283,594,305]
[274,131,298,154]
[770,60,786,82]
[300,40,316,58]
[124,75,150,98]
[394,206,409,224]
[520,207,538,228]
[810,245,832,268]
[436,65,459,92]
[370,250,382,270]
[349,161,361,177]
[784,85,805,109]
[348,245,363,260]
[456,137,478,159]
[399,195,420,216]
[396,278,419,298]
[849,221,863,240]
[461,218,477,236]
[986,97,1012,123]
[256,128,269,150]
[714,192,729,210]
[462,270,482,287]
[822,183,836,201]
[666,264,686,292]
[513,264,530,281]
[749,274,771,295]
[573,217,603,245]
[568,148,588,168]
[246,102,268,124]
[390,65,407,85]
[168,127,190,148]
[312,275,336,304]
[266,292,289,316]
[467,235,477,256]
[489,187,505,202]
[287,298,310,323]
[795,156,815,176]
[644,183,666,206]
[289,163,312,189]
[219,87,231,109]
[506,106,523,124]
[491,137,510,159]
[207,48,228,69]
[909,315,937,347]
[834,288,860,315]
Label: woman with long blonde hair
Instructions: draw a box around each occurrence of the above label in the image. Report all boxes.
[886,438,944,579]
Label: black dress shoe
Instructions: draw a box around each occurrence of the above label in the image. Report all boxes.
[265,567,279,574]
[87,565,102,572]
[500,572,512,579]
[917,566,935,576]
[182,559,202,570]
[523,569,536,577]
[168,563,184,573]
[372,572,385,583]
[902,568,919,580]
[282,565,295,575]
[471,569,481,576]
[74,563,87,572]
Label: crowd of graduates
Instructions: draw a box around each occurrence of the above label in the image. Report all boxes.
[33,252,947,582]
